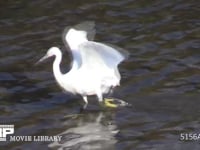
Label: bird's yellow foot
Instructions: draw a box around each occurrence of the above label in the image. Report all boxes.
[103,97,130,108]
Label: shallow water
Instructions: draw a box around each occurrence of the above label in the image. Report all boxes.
[0,0,200,149]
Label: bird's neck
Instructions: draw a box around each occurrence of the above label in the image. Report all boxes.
[53,51,63,82]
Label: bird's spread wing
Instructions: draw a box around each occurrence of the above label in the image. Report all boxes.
[77,41,129,89]
[62,21,96,50]
[78,41,128,70]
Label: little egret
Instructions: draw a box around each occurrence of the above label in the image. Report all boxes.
[37,23,129,108]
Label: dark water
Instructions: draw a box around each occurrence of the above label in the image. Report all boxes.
[0,0,200,149]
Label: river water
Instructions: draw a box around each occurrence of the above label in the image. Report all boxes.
[0,0,199,149]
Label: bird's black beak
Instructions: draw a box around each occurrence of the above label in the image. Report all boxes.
[35,54,49,66]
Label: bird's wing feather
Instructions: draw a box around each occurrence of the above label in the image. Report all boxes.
[62,21,96,50]
[78,41,128,70]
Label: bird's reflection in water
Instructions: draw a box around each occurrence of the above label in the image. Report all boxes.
[48,112,119,150]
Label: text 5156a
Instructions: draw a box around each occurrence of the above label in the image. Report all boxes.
[180,133,200,141]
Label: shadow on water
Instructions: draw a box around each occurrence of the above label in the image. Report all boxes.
[0,0,200,149]
[49,112,118,150]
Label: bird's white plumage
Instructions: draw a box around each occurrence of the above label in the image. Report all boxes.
[38,23,128,108]
[65,29,125,95]
[66,29,88,50]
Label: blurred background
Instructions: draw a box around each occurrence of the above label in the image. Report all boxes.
[0,0,199,149]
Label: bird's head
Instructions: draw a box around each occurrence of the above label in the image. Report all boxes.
[36,47,60,64]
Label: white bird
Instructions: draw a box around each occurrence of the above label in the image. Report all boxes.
[37,23,129,108]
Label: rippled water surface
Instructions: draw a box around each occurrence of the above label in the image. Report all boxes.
[0,0,200,149]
